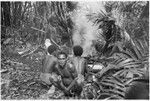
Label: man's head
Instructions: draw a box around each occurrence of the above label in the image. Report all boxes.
[47,45,58,55]
[57,51,68,67]
[73,45,83,56]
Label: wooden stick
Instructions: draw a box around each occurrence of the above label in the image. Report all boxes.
[31,27,46,33]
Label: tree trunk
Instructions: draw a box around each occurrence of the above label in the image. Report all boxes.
[1,2,11,27]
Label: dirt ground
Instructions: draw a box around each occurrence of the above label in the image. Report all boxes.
[1,46,66,99]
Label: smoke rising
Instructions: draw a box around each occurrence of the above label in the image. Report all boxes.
[71,1,106,56]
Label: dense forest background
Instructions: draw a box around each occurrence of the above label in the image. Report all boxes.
[1,1,149,99]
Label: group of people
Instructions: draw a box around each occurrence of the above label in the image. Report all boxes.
[40,44,88,97]
[39,41,149,99]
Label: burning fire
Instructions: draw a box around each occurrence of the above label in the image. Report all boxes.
[71,1,106,56]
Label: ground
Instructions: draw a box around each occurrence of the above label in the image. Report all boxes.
[1,46,66,99]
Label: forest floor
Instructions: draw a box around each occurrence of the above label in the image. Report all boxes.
[1,45,67,99]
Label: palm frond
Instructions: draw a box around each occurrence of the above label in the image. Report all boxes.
[98,92,124,99]
[97,76,126,99]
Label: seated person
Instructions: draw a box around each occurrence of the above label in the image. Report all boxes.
[70,45,88,84]
[49,51,82,97]
[40,44,58,85]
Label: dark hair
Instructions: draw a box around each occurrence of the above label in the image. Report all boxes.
[47,45,57,54]
[57,51,68,59]
[73,45,83,56]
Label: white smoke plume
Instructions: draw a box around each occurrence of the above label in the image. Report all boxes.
[71,1,106,56]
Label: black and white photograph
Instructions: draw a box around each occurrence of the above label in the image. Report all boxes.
[1,1,149,100]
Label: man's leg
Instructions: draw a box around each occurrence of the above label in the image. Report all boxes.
[40,73,52,85]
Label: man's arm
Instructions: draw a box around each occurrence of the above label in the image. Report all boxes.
[81,59,89,81]
[68,62,78,78]
[59,81,67,91]
[63,63,78,91]
[66,77,78,91]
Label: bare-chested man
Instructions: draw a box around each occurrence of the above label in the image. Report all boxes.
[49,51,83,97]
[40,44,58,85]
[70,45,88,86]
